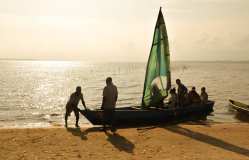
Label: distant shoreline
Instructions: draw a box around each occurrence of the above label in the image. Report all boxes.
[0,58,249,63]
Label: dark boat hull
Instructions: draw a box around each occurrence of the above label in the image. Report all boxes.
[229,99,249,115]
[79,101,214,125]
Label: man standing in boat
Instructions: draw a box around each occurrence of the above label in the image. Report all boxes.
[101,77,118,133]
[176,79,188,107]
[65,86,87,128]
[200,87,208,104]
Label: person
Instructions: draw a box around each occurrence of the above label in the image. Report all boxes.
[150,84,164,108]
[65,86,87,128]
[188,87,201,104]
[168,88,177,108]
[101,77,118,133]
[200,87,208,104]
[176,79,188,107]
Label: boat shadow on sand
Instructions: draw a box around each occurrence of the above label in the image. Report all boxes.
[66,127,135,153]
[137,120,249,158]
[163,125,249,158]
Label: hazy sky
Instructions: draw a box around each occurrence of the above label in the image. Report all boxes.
[0,0,249,61]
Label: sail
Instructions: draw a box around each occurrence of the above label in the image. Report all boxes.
[142,8,171,107]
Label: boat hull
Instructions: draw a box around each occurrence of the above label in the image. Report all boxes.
[229,99,249,115]
[79,101,214,126]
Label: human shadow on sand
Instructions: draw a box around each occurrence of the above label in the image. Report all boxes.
[105,132,135,154]
[66,127,100,140]
[66,127,88,140]
[164,125,249,158]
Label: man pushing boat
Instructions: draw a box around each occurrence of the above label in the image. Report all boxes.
[65,86,87,128]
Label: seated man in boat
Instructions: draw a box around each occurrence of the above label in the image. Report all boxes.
[150,84,165,108]
[168,88,177,108]
[101,77,118,133]
[65,86,87,128]
[200,87,208,104]
[176,79,188,107]
[188,87,201,104]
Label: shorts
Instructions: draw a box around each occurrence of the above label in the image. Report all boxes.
[66,103,78,116]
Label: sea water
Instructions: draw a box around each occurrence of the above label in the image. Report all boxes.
[0,60,248,128]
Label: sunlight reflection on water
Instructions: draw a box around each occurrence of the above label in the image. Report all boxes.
[0,60,249,127]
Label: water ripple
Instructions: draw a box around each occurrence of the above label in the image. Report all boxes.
[0,61,249,127]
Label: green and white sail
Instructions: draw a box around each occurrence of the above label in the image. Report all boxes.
[142,8,171,107]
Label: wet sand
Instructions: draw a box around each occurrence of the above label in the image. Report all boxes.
[0,123,249,160]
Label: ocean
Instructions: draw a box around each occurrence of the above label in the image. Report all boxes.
[0,60,248,128]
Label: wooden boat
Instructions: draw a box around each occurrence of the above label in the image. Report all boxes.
[229,99,249,115]
[80,8,215,126]
[79,101,214,125]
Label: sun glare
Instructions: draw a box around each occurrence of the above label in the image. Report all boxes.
[29,60,82,69]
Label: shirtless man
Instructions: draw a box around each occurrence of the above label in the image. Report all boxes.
[65,86,87,128]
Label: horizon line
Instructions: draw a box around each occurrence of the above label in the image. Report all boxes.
[0,58,249,63]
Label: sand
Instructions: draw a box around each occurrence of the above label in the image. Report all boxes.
[0,122,249,160]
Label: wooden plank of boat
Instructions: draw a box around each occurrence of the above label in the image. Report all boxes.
[229,99,249,115]
[79,101,214,126]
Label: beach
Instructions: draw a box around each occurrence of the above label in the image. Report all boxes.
[1,122,249,160]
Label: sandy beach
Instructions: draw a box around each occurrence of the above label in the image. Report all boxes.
[0,122,249,160]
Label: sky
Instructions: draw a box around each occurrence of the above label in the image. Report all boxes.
[0,0,249,62]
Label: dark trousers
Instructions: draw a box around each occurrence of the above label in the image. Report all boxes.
[103,109,115,131]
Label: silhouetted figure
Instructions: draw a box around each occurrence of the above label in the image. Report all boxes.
[101,77,118,133]
[150,84,164,108]
[168,88,177,108]
[188,87,201,104]
[200,87,208,104]
[65,86,87,128]
[176,79,188,107]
